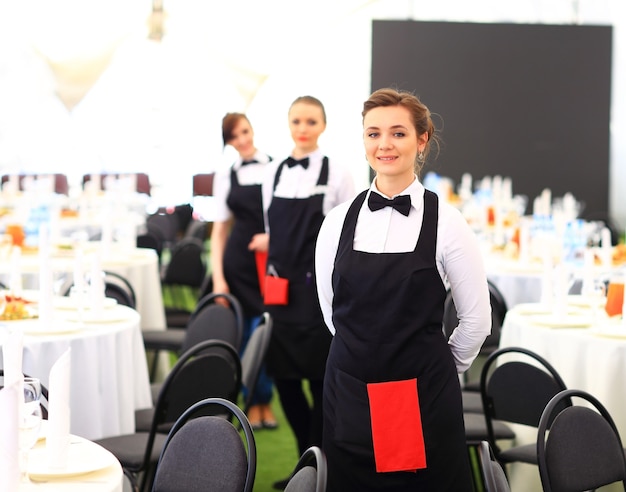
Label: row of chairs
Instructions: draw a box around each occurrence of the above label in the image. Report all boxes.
[92,289,278,490]
[466,345,626,492]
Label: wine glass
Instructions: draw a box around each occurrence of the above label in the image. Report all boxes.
[19,377,43,482]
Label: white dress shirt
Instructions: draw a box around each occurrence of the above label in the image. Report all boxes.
[261,149,356,232]
[213,150,273,222]
[315,175,491,373]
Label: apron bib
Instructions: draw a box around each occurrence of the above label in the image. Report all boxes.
[223,169,266,317]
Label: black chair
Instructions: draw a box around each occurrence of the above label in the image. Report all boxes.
[240,312,273,416]
[142,291,243,382]
[480,346,569,468]
[537,389,626,492]
[160,236,207,312]
[443,279,509,395]
[137,297,244,430]
[137,230,164,266]
[151,397,256,492]
[284,446,328,492]
[146,212,180,253]
[95,339,242,491]
[478,440,511,492]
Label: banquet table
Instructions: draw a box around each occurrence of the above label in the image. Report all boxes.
[0,244,166,332]
[0,303,152,440]
[498,299,626,491]
[21,428,123,491]
[483,251,620,308]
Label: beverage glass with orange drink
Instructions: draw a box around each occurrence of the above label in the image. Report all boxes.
[605,275,625,317]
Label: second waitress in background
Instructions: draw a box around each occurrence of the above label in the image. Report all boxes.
[211,112,277,429]
[249,96,356,488]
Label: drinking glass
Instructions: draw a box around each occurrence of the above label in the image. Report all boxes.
[19,377,43,482]
[605,278,625,317]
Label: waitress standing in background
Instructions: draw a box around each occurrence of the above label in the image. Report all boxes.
[210,112,277,429]
[249,96,356,489]
[315,88,491,491]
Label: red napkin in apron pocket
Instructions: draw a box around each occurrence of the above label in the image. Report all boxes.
[366,378,426,473]
[264,265,289,305]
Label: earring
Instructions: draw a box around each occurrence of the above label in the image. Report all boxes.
[417,150,425,163]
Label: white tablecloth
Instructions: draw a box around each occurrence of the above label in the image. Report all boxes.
[498,303,626,491]
[0,245,166,331]
[0,305,152,440]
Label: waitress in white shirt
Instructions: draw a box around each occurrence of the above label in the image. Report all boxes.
[211,112,277,429]
[315,88,491,491]
[249,96,355,487]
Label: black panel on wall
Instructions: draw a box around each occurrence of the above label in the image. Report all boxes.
[371,20,612,215]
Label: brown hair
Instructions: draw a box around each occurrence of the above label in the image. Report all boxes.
[222,113,249,146]
[362,88,439,171]
[290,95,327,124]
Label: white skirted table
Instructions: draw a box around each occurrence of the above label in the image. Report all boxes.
[0,304,152,440]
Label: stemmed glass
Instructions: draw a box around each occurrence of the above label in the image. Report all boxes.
[19,377,43,482]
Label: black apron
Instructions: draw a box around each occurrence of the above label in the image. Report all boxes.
[323,190,472,491]
[223,167,265,317]
[265,157,333,379]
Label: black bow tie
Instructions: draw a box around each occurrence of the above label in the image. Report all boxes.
[368,192,412,216]
[284,156,309,169]
[241,159,258,166]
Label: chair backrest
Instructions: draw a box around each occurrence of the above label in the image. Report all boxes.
[137,230,164,264]
[284,446,328,492]
[537,389,626,492]
[162,237,206,288]
[147,213,180,251]
[152,397,256,492]
[144,339,242,460]
[103,271,137,308]
[480,346,569,459]
[155,339,242,425]
[478,441,511,492]
[240,312,273,414]
[192,173,215,196]
[442,280,507,352]
[181,293,244,354]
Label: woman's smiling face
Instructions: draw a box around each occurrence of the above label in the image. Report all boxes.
[363,105,426,182]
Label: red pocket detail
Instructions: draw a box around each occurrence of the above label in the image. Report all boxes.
[254,251,268,295]
[367,378,426,473]
[264,275,289,305]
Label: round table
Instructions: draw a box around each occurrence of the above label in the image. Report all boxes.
[1,304,152,440]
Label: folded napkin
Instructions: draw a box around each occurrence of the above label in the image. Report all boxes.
[46,348,71,469]
[0,383,20,492]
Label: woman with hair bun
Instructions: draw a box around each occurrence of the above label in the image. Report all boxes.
[211,112,277,430]
[315,88,491,490]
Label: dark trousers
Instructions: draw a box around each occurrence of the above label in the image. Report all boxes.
[274,378,324,456]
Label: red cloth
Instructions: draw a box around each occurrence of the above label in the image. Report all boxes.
[367,378,426,473]
[254,251,268,295]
